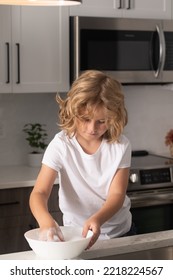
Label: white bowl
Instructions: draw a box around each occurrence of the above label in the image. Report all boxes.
[24,226,93,259]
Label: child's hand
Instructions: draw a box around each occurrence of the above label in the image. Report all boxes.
[82,217,101,248]
[39,222,64,242]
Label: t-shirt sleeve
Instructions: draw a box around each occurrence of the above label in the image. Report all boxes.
[42,136,64,172]
[119,137,132,168]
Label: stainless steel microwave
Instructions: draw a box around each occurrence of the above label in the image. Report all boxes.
[70,16,173,84]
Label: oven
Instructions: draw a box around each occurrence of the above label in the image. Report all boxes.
[127,152,173,234]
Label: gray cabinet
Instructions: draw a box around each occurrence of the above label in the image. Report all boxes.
[70,0,172,19]
[0,6,69,94]
[0,185,62,254]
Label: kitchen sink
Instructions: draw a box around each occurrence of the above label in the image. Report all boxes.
[91,246,173,260]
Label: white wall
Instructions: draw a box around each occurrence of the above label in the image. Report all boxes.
[0,85,173,166]
[0,92,59,166]
[124,84,173,156]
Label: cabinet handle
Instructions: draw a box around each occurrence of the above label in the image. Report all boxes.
[5,42,10,84]
[125,0,131,9]
[0,201,20,206]
[115,0,122,9]
[16,43,20,84]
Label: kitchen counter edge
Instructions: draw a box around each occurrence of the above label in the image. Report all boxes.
[0,165,58,189]
[0,230,173,260]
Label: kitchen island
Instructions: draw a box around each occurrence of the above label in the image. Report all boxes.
[0,230,173,260]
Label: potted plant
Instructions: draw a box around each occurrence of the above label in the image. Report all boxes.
[23,123,48,166]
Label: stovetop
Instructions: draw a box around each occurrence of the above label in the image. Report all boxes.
[131,153,173,170]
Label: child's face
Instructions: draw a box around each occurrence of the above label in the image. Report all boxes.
[75,106,108,141]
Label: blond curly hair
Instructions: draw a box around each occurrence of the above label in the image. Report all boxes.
[56,70,127,143]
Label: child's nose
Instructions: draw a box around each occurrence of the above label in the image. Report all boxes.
[89,121,97,131]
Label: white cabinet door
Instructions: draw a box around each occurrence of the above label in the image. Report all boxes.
[0,7,12,93]
[70,0,121,17]
[70,0,171,19]
[12,6,69,93]
[122,0,171,19]
[0,6,69,94]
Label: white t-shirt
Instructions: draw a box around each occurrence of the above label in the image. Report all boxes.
[42,130,132,239]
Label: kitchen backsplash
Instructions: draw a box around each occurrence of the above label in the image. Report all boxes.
[0,92,60,166]
[0,85,173,166]
[123,84,173,157]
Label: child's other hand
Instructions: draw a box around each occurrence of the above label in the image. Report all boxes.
[82,218,101,249]
[39,222,64,242]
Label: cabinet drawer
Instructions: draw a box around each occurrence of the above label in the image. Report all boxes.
[0,185,63,254]
[0,185,61,217]
[0,187,32,217]
[0,214,36,230]
[0,214,36,254]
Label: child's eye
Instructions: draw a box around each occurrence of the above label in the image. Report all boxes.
[81,117,90,122]
[98,120,105,124]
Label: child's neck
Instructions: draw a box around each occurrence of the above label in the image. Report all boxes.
[75,135,102,155]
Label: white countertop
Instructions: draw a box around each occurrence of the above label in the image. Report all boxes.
[0,165,58,189]
[81,229,173,260]
[1,230,173,260]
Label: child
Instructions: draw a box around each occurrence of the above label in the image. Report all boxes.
[29,70,132,248]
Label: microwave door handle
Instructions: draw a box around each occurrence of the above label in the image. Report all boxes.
[154,25,166,78]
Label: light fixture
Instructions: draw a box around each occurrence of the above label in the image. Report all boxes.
[0,0,82,6]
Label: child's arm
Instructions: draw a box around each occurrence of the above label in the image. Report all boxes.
[29,164,64,241]
[83,167,130,247]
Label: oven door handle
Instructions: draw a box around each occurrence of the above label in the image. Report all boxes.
[130,193,173,208]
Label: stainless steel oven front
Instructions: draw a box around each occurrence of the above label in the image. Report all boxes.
[127,153,173,234]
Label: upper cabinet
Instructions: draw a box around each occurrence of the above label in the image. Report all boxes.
[70,0,172,19]
[70,0,120,17]
[0,6,69,94]
[121,0,172,19]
